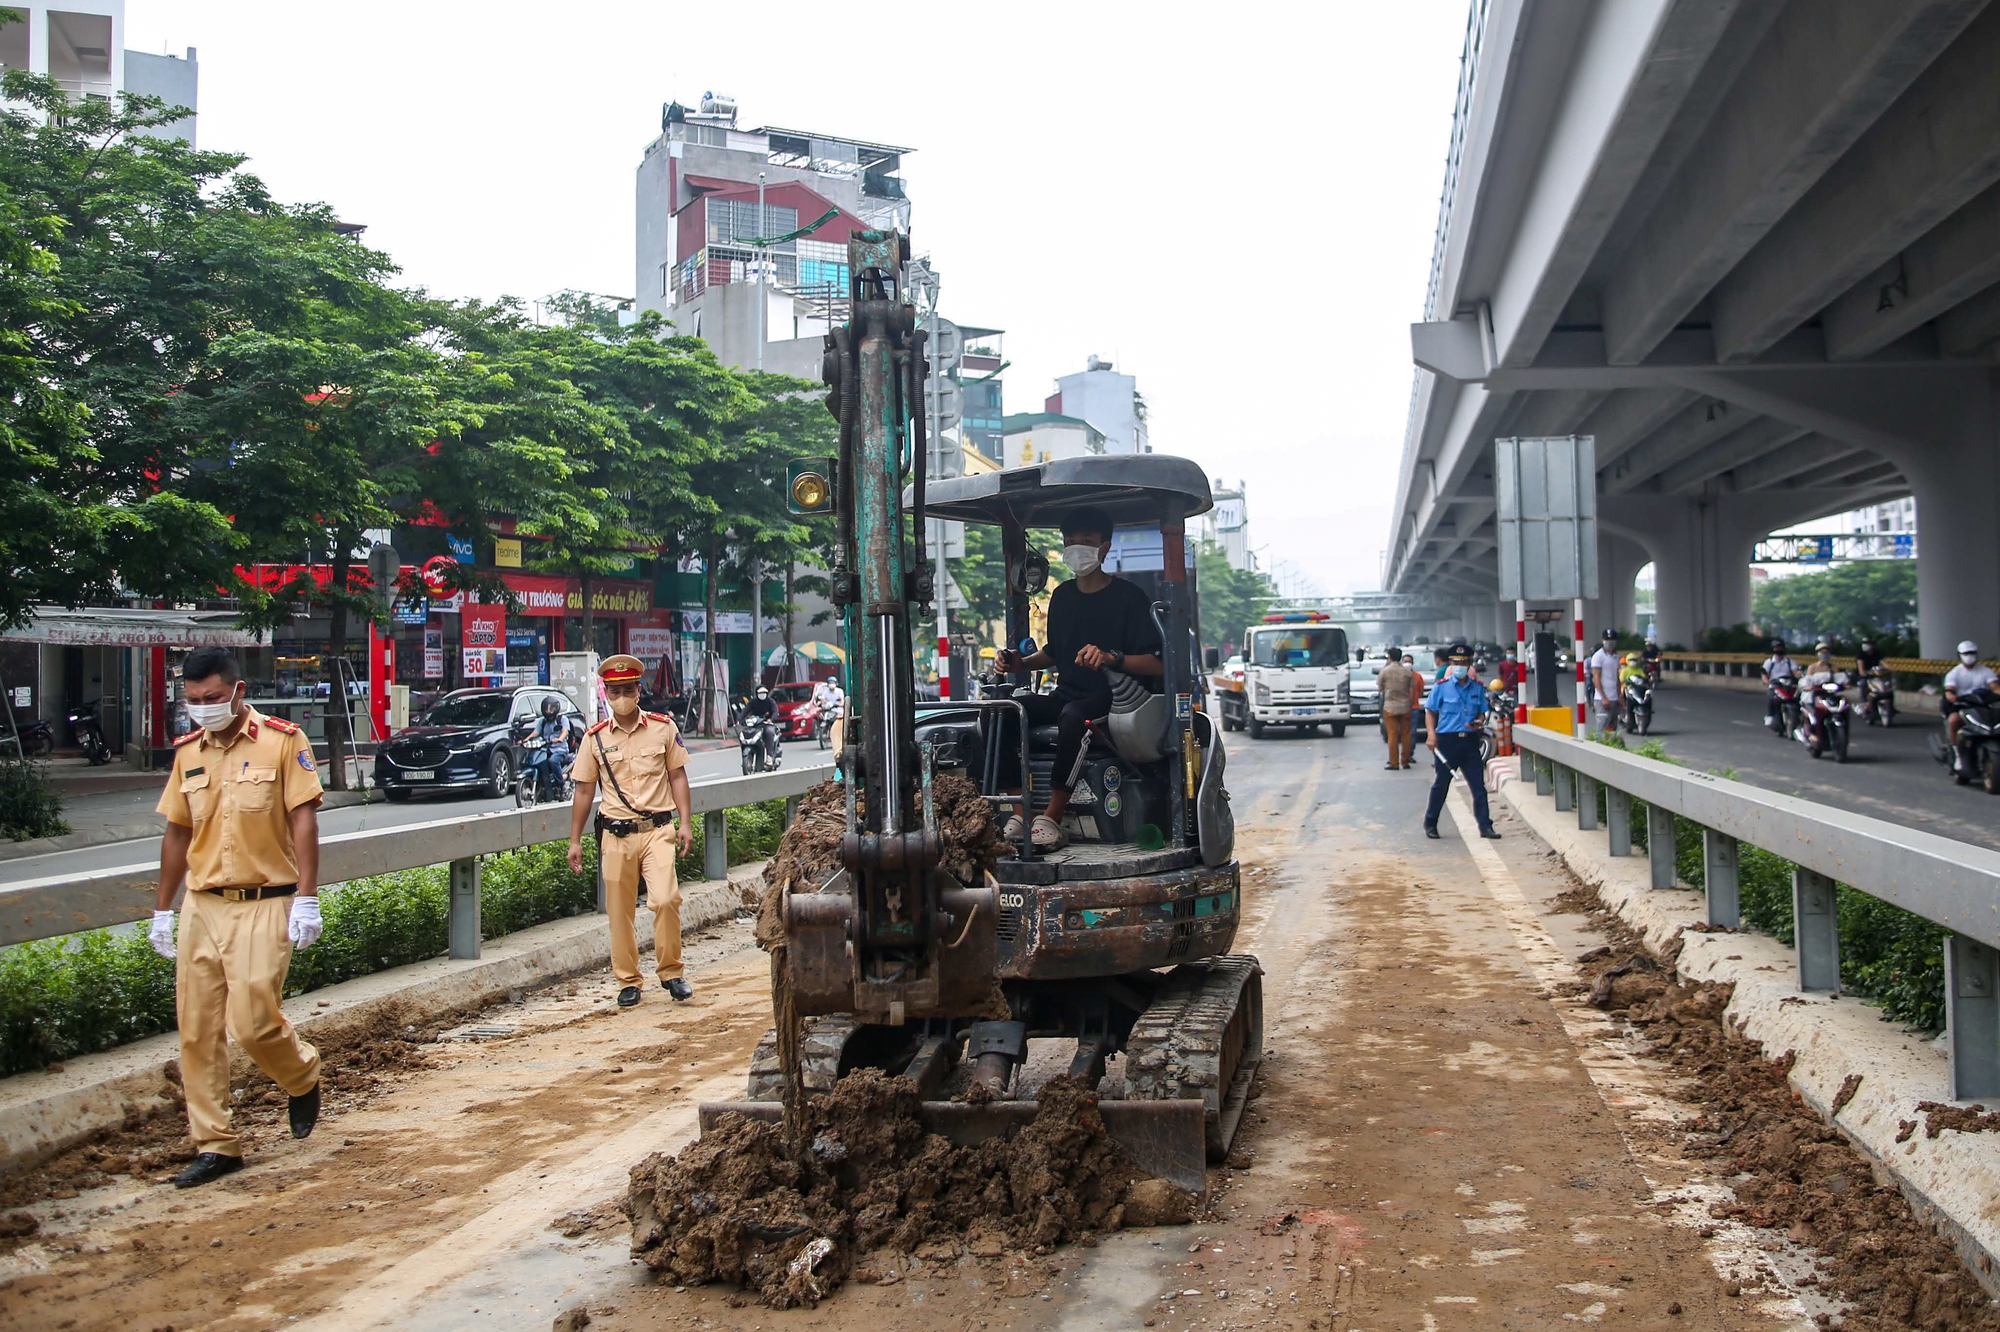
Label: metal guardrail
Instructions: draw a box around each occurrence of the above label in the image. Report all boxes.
[1662,651,1970,677]
[1510,724,2000,1099]
[0,763,831,952]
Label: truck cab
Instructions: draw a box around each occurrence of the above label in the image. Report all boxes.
[1227,612,1350,738]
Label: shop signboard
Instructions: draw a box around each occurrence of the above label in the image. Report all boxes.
[712,611,754,634]
[496,573,654,618]
[392,596,429,626]
[494,538,522,569]
[446,533,476,564]
[677,608,705,635]
[462,647,503,681]
[506,628,548,685]
[422,629,444,679]
[628,627,675,674]
[462,604,507,651]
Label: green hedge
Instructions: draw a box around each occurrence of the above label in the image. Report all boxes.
[1581,734,1947,1029]
[0,760,68,842]
[0,799,791,1077]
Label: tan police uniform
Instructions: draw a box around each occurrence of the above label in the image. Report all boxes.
[570,657,691,988]
[155,707,324,1158]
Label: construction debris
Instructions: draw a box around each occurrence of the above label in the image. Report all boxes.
[625,1071,1189,1308]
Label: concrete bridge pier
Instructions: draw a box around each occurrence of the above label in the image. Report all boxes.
[1899,409,2000,658]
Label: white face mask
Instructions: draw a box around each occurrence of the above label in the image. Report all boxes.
[1450,664,1470,681]
[186,697,239,731]
[1964,653,1980,665]
[1061,543,1103,577]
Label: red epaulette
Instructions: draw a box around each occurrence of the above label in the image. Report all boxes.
[265,717,301,735]
[587,719,612,734]
[173,730,203,747]
[646,711,671,723]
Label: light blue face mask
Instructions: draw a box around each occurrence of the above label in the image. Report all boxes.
[1450,664,1470,681]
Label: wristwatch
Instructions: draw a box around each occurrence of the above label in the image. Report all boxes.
[1107,650,1127,671]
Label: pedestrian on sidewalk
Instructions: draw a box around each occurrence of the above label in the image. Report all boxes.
[1377,647,1421,769]
[149,647,326,1189]
[1423,643,1501,841]
[568,655,696,1009]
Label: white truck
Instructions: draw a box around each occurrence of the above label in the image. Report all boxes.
[1215,612,1352,738]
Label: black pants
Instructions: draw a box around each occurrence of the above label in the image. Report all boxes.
[1424,732,1492,833]
[999,691,1109,796]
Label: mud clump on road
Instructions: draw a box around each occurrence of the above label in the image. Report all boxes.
[625,1070,1188,1309]
[1576,945,2000,1331]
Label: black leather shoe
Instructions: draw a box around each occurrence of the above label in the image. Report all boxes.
[617,985,641,1008]
[289,1082,320,1139]
[665,978,693,1002]
[174,1152,244,1189]
[1480,828,1503,840]
[1424,825,1441,840]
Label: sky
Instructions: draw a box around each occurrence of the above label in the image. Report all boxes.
[124,2,1469,595]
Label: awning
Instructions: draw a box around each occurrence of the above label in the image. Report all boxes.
[2,606,262,648]
[766,640,845,666]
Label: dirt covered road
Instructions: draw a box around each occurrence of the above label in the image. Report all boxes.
[0,733,1887,1330]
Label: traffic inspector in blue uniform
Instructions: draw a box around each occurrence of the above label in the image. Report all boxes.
[1423,642,1502,841]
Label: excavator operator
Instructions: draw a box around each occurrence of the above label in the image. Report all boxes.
[995,507,1163,851]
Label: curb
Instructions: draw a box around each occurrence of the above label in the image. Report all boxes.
[0,859,772,1176]
[1502,779,2000,1298]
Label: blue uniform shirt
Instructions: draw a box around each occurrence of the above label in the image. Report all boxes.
[1427,674,1490,734]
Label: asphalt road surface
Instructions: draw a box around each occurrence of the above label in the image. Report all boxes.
[0,722,1795,1330]
[1568,678,2000,853]
[0,745,834,886]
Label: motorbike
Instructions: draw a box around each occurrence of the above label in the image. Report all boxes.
[1621,675,1655,735]
[738,714,781,774]
[1766,677,1802,739]
[814,702,839,749]
[514,734,573,807]
[1931,689,2000,792]
[1861,666,1896,727]
[15,717,55,758]
[1799,678,1852,762]
[69,698,111,766]
[1644,655,1662,687]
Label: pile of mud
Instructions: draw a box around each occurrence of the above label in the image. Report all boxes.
[1577,946,2000,1331]
[626,1070,1189,1308]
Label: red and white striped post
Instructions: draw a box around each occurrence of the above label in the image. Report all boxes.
[1572,598,1587,737]
[1514,599,1528,724]
[937,633,952,699]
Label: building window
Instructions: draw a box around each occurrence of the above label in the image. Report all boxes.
[707,200,798,247]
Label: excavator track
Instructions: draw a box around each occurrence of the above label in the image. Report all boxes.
[746,1016,860,1101]
[1123,954,1264,1162]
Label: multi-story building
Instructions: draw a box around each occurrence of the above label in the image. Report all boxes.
[1203,480,1254,571]
[0,2,197,143]
[634,93,912,377]
[1002,413,1106,469]
[957,326,1005,465]
[1845,497,1917,536]
[1044,355,1149,454]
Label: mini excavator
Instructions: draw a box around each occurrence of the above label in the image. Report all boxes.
[697,231,1261,1197]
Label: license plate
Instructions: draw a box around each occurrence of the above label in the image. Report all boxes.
[403,770,435,780]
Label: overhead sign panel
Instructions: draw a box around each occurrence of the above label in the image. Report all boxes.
[1495,435,1598,602]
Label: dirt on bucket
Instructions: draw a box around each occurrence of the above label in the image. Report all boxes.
[625,1070,1189,1309]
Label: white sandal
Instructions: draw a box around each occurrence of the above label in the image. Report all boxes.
[1030,814,1068,850]
[1003,814,1026,840]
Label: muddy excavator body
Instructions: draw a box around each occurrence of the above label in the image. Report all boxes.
[701,232,1261,1194]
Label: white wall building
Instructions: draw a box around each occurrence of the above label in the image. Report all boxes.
[1001,412,1105,469]
[1202,480,1254,571]
[1046,355,1149,454]
[0,2,197,143]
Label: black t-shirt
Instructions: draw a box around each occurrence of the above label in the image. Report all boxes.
[746,697,776,719]
[1856,647,1884,671]
[1044,576,1164,701]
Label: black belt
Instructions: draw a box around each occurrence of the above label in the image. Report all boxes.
[596,811,677,838]
[201,884,297,901]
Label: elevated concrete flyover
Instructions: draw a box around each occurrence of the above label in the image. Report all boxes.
[1390,0,2000,652]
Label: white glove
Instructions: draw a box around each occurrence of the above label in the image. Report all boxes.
[288,896,323,949]
[148,909,177,960]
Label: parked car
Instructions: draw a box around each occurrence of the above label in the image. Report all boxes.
[1348,656,1386,725]
[372,687,585,802]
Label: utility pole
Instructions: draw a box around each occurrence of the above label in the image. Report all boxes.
[755,172,766,372]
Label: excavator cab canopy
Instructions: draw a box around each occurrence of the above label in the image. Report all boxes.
[917,454,1215,529]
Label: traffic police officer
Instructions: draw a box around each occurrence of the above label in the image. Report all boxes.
[567,654,695,1007]
[1422,642,1502,842]
[150,646,326,1188]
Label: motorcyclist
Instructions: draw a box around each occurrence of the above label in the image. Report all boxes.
[1641,633,1663,683]
[744,686,780,760]
[529,696,579,794]
[1761,639,1799,728]
[811,675,844,721]
[1800,641,1844,690]
[1944,641,1998,751]
[1856,639,1885,674]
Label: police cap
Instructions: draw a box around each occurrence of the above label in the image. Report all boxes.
[599,654,645,684]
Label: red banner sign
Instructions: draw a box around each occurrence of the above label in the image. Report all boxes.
[461,604,507,650]
[499,574,652,619]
